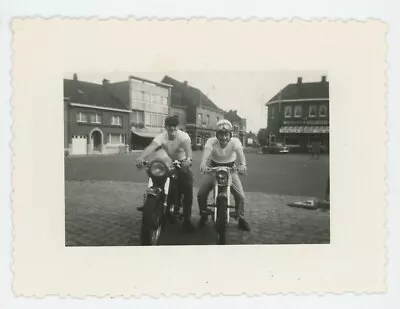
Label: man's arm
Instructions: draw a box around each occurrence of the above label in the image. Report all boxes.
[182,138,193,161]
[137,141,161,161]
[200,147,212,167]
[236,147,247,166]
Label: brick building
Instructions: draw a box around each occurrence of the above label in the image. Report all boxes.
[63,74,131,155]
[161,76,226,148]
[265,76,330,151]
[108,75,172,150]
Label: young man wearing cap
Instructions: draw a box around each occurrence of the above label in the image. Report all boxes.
[136,115,195,232]
[197,119,251,231]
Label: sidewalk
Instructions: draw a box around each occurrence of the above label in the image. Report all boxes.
[65,180,330,246]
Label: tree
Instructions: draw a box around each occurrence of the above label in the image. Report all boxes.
[257,128,268,146]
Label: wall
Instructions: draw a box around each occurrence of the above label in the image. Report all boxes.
[195,106,225,129]
[266,100,330,146]
[267,100,329,131]
[64,101,69,150]
[67,105,130,145]
[170,106,187,130]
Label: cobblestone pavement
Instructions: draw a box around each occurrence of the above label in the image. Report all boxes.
[65,180,330,246]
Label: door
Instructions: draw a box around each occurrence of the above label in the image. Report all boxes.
[71,135,87,155]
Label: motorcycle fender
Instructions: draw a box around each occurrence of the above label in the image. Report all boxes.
[217,191,228,199]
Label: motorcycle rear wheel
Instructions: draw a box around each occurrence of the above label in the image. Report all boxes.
[216,197,228,245]
[140,195,163,246]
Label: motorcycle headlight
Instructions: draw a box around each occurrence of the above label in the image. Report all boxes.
[149,161,168,177]
[216,170,228,184]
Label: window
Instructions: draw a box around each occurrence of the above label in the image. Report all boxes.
[132,90,140,100]
[284,106,292,118]
[111,115,122,126]
[162,96,168,105]
[145,112,151,126]
[76,112,88,123]
[294,106,302,118]
[108,134,125,144]
[319,105,328,117]
[151,113,157,126]
[216,116,220,122]
[132,110,144,124]
[156,95,162,104]
[90,113,102,124]
[139,91,145,101]
[157,114,164,127]
[270,107,275,119]
[198,113,203,125]
[196,136,201,145]
[206,115,210,126]
[309,105,317,117]
[143,92,150,102]
[233,125,239,133]
[151,94,157,104]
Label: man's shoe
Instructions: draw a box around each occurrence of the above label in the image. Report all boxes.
[238,218,251,231]
[183,219,195,233]
[198,214,208,228]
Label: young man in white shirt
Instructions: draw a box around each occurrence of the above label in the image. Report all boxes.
[197,119,251,231]
[136,115,195,232]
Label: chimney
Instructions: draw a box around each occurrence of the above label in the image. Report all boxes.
[102,78,110,87]
[297,77,302,84]
[73,73,78,81]
[183,81,188,87]
[321,75,327,82]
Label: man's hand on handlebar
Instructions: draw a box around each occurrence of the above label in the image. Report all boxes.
[135,158,146,169]
[200,163,209,174]
[238,164,247,175]
[181,158,192,169]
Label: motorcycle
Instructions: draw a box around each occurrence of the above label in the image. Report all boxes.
[137,159,185,246]
[205,165,244,245]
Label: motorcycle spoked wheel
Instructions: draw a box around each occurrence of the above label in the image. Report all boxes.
[215,196,228,245]
[140,195,164,246]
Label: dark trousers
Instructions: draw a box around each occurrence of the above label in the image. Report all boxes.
[167,167,193,220]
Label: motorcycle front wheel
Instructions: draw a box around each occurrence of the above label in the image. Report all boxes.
[216,196,228,245]
[140,195,163,246]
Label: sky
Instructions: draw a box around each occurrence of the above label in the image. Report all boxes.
[64,71,328,133]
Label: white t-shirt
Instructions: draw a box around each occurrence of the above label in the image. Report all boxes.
[153,130,191,161]
[204,137,243,164]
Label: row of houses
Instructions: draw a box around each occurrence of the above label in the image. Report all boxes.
[64,74,247,155]
[265,76,330,151]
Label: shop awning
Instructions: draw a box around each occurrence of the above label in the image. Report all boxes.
[279,126,329,134]
[131,129,159,138]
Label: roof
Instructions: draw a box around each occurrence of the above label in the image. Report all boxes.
[224,110,243,122]
[64,78,129,111]
[267,79,329,105]
[161,75,224,113]
[129,75,173,88]
[107,81,130,108]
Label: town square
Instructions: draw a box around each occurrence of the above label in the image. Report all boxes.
[64,72,330,246]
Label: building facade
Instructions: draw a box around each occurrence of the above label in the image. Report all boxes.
[224,110,247,145]
[63,74,131,155]
[161,76,225,148]
[265,76,330,151]
[109,75,172,150]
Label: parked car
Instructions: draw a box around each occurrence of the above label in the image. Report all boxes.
[262,142,290,154]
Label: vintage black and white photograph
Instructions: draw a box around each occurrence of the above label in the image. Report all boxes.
[12,18,387,296]
[64,71,330,246]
